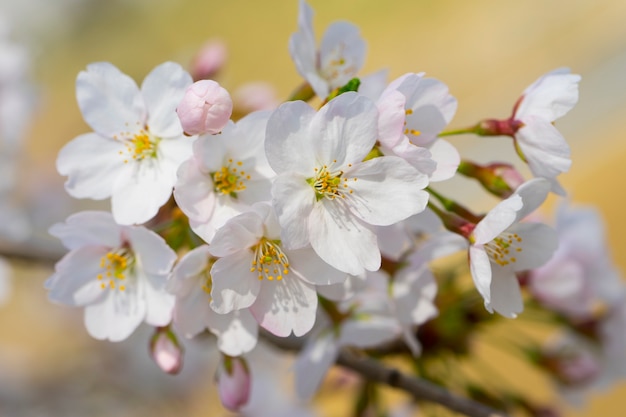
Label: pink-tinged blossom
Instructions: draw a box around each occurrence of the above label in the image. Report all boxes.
[376,73,459,182]
[174,110,275,243]
[176,79,232,135]
[233,82,279,114]
[209,203,346,337]
[479,68,580,195]
[468,178,558,318]
[190,39,227,81]
[528,205,623,319]
[57,62,194,225]
[45,211,176,342]
[289,0,366,99]
[266,92,429,275]
[149,326,184,374]
[168,245,258,356]
[217,356,251,412]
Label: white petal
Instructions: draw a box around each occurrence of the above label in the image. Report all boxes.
[111,162,175,225]
[250,276,318,337]
[347,156,429,226]
[469,245,493,308]
[125,226,176,275]
[507,222,559,271]
[396,74,457,147]
[173,157,216,223]
[487,267,523,318]
[76,62,145,137]
[516,68,580,122]
[285,247,347,286]
[208,309,259,356]
[272,174,315,249]
[311,92,378,166]
[308,200,380,275]
[143,272,175,326]
[208,211,263,257]
[210,251,261,314]
[428,139,460,182]
[339,316,401,347]
[173,284,213,338]
[515,117,571,184]
[472,194,522,245]
[265,100,317,175]
[376,89,406,148]
[57,133,126,200]
[49,211,121,250]
[142,62,192,138]
[386,137,436,176]
[512,178,551,221]
[294,331,339,399]
[84,290,146,342]
[47,245,109,306]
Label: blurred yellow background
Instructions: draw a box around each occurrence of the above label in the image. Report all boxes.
[2,0,626,416]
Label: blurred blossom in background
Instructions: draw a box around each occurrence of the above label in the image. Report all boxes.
[0,0,625,416]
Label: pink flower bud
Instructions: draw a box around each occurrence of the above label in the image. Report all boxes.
[191,39,227,81]
[233,82,279,114]
[216,356,251,412]
[149,327,183,375]
[176,80,232,136]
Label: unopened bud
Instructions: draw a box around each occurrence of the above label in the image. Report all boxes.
[177,80,233,136]
[475,117,523,137]
[216,356,251,412]
[149,326,183,375]
[457,160,524,199]
[233,82,279,115]
[191,39,227,81]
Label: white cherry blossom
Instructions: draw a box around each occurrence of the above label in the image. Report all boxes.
[168,245,258,356]
[468,178,558,318]
[266,92,429,275]
[57,62,194,225]
[289,0,366,99]
[46,211,176,342]
[173,110,274,243]
[208,203,346,337]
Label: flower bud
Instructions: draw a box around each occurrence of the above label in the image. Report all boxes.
[149,327,183,375]
[232,82,279,115]
[191,39,227,81]
[216,356,251,411]
[457,160,524,199]
[177,80,233,136]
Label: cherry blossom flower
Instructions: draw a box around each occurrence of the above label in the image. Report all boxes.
[528,205,623,319]
[289,0,366,99]
[174,110,275,243]
[149,326,184,374]
[479,68,580,195]
[46,211,176,341]
[176,79,232,135]
[57,62,194,225]
[468,178,558,318]
[266,92,429,275]
[208,203,346,337]
[168,245,258,356]
[376,72,459,182]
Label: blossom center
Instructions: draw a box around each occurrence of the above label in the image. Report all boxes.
[307,163,355,201]
[484,232,523,267]
[321,45,356,86]
[117,128,160,163]
[97,249,135,291]
[212,158,250,197]
[250,238,290,281]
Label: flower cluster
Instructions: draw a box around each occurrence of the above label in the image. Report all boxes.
[46,1,624,415]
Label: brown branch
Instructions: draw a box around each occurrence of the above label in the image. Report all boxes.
[261,331,510,417]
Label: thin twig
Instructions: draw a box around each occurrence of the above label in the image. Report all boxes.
[261,331,510,417]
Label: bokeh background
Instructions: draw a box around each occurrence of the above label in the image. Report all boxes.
[1,0,625,415]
